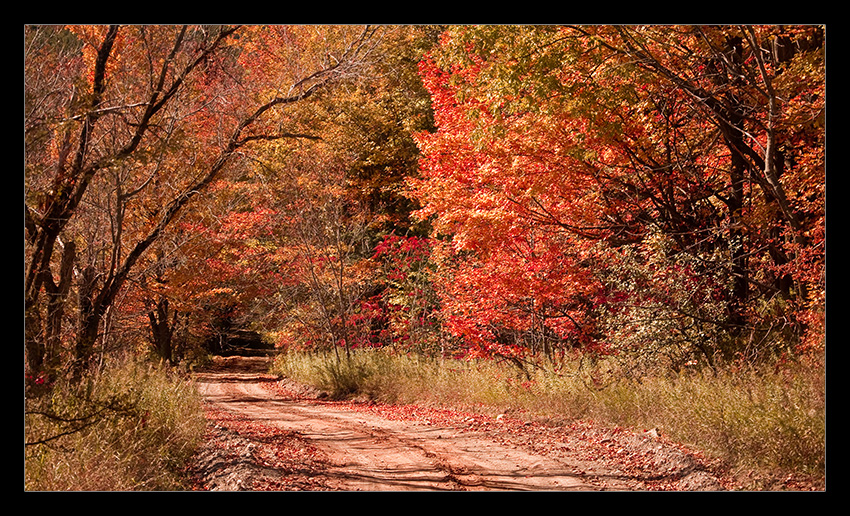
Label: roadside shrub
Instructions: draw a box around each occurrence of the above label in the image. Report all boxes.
[24,357,206,491]
[526,354,825,480]
[650,358,826,478]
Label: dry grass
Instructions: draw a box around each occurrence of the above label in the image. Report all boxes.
[271,349,826,485]
[24,358,206,491]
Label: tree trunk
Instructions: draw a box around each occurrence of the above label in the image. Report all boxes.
[73,264,100,379]
[148,297,175,364]
[24,302,44,379]
[44,241,76,373]
[726,126,750,336]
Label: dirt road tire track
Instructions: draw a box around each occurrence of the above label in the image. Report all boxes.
[189,355,725,492]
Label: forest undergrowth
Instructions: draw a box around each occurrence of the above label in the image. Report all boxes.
[24,358,207,491]
[271,348,826,488]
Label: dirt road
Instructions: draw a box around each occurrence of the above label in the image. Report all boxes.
[188,355,726,492]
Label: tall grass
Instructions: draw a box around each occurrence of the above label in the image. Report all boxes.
[271,349,825,483]
[25,357,207,491]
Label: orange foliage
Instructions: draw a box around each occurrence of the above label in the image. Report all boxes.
[410,25,825,360]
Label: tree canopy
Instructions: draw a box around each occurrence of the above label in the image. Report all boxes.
[409,25,824,366]
[24,24,825,391]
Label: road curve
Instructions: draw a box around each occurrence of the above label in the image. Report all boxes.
[194,357,601,491]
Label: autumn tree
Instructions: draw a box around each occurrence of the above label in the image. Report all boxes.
[330,25,442,236]
[24,24,379,385]
[256,143,374,361]
[369,233,442,354]
[136,185,287,361]
[410,25,825,368]
[211,26,444,360]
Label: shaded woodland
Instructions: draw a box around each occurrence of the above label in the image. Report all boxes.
[25,25,825,389]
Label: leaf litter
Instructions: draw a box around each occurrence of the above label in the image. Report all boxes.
[184,356,809,492]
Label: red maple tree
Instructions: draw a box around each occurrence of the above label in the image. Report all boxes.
[409,25,825,365]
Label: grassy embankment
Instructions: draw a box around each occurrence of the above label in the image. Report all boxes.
[24,358,206,491]
[23,347,823,490]
[271,349,826,488]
